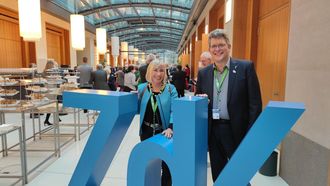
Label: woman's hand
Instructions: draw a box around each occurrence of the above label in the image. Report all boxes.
[162,128,173,139]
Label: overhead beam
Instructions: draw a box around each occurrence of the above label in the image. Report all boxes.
[121,33,181,41]
[95,16,186,27]
[116,30,182,38]
[78,2,190,15]
[108,25,183,35]
[126,37,180,45]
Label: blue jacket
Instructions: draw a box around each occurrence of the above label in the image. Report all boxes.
[138,83,178,134]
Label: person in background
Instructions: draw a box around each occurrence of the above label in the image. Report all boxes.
[171,64,186,97]
[123,65,139,92]
[77,57,93,89]
[43,60,61,125]
[184,64,190,89]
[195,29,262,183]
[115,67,125,91]
[138,60,178,186]
[139,54,156,83]
[199,51,212,68]
[91,64,109,90]
[108,68,117,91]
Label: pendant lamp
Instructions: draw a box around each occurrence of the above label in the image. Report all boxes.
[18,0,42,41]
[96,28,107,54]
[70,14,85,50]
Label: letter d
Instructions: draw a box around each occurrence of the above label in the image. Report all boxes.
[127,97,208,186]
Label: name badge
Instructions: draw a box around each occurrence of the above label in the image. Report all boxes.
[212,109,220,119]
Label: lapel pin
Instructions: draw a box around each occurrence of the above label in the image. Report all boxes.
[233,70,236,73]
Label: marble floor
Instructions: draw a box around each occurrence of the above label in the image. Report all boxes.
[0,111,289,186]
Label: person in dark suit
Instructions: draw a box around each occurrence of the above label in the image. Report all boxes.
[139,54,156,83]
[171,64,186,97]
[91,64,110,90]
[195,29,262,182]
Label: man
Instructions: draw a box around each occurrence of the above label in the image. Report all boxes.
[77,57,93,113]
[171,65,186,97]
[77,57,93,89]
[195,29,262,182]
[139,54,156,83]
[199,51,212,68]
[91,64,109,90]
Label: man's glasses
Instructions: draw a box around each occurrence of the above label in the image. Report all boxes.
[211,43,227,49]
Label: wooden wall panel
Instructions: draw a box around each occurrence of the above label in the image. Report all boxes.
[209,0,225,31]
[46,30,62,65]
[256,4,289,107]
[194,41,202,78]
[198,20,205,40]
[0,18,22,68]
[202,34,209,53]
[0,6,36,68]
[46,23,70,66]
[191,33,196,79]
[259,0,289,18]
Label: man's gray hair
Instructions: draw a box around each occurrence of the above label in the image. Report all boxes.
[200,51,212,59]
[208,29,231,47]
[145,54,156,64]
[96,64,103,70]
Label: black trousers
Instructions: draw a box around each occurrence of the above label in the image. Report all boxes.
[140,124,172,186]
[176,89,184,98]
[208,120,237,182]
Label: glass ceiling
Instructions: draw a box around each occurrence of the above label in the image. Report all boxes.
[49,0,195,52]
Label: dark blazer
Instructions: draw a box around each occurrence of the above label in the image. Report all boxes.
[91,70,110,90]
[171,70,186,91]
[196,58,262,144]
[139,64,148,83]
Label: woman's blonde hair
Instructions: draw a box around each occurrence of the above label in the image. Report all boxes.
[145,59,168,84]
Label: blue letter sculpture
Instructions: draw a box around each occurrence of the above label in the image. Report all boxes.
[127,96,208,186]
[215,101,305,186]
[63,89,137,186]
[64,88,304,186]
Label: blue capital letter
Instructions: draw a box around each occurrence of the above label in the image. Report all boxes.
[63,89,137,186]
[127,96,208,186]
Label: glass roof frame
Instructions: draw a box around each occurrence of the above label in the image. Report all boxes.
[49,0,195,52]
[78,2,191,16]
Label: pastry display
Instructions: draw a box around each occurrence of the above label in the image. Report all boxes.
[60,82,78,91]
[0,99,18,106]
[26,85,48,92]
[32,78,47,84]
[0,79,17,86]
[29,93,45,100]
[0,89,19,96]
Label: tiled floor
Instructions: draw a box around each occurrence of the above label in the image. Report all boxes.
[1,112,289,186]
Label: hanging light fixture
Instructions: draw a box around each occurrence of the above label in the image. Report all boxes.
[70,14,85,50]
[128,45,134,61]
[18,0,42,41]
[120,42,128,66]
[134,48,139,63]
[111,36,119,66]
[225,0,233,23]
[120,42,128,59]
[96,28,107,54]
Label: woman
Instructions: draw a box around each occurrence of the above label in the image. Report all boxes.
[42,60,61,125]
[123,65,139,92]
[138,60,178,186]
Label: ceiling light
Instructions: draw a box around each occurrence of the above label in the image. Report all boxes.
[96,28,107,54]
[70,14,85,50]
[18,0,42,41]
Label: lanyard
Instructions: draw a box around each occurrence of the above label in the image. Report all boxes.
[150,94,158,114]
[214,67,228,93]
